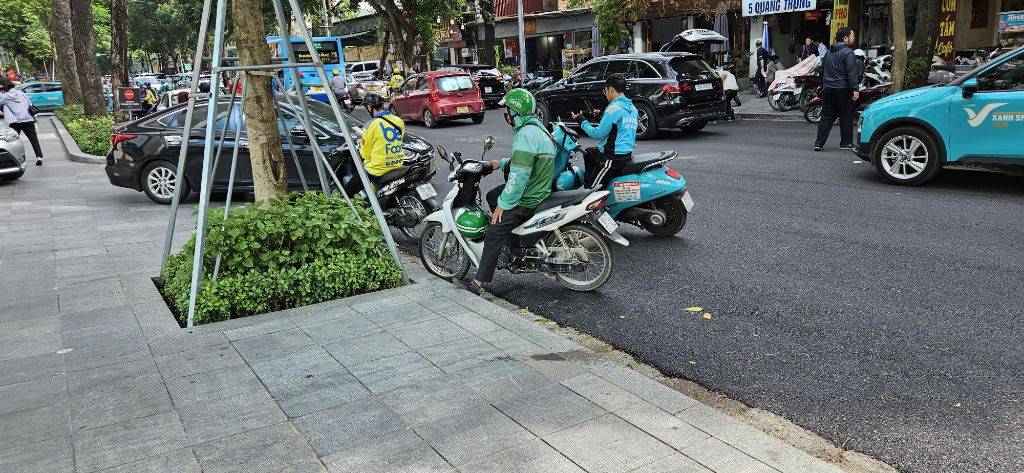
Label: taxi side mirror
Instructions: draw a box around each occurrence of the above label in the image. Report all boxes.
[961,79,978,99]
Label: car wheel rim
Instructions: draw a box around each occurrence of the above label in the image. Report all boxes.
[424,111,433,126]
[880,135,928,180]
[637,109,649,135]
[147,166,175,199]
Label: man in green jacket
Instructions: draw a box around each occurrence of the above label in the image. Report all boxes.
[469,88,554,294]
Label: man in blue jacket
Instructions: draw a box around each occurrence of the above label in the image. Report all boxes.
[571,73,637,189]
[814,27,862,151]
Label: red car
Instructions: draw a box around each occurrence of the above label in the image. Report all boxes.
[390,71,485,128]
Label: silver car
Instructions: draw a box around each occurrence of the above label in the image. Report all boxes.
[0,124,27,181]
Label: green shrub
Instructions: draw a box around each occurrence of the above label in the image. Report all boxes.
[56,105,113,155]
[161,192,404,325]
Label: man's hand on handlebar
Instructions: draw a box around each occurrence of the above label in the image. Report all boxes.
[490,160,500,171]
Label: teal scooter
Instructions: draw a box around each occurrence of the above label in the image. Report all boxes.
[550,121,694,236]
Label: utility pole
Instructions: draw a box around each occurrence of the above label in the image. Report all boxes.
[517,0,527,74]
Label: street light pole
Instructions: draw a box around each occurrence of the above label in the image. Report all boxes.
[517,0,527,75]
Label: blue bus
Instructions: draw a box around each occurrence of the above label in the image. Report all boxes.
[266,35,345,102]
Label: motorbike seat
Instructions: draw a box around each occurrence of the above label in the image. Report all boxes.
[621,151,678,175]
[374,167,408,186]
[534,188,592,213]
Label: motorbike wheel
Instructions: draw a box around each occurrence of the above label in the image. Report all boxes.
[778,93,798,112]
[640,195,688,237]
[398,194,429,240]
[767,94,782,111]
[798,89,816,111]
[545,224,614,292]
[804,104,822,123]
[419,222,470,280]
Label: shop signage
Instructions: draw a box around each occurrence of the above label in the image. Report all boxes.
[830,0,849,43]
[742,0,817,17]
[117,87,143,111]
[524,19,537,35]
[936,0,957,60]
[999,11,1024,33]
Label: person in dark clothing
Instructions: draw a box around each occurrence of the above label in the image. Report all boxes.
[754,40,769,97]
[799,37,816,60]
[814,27,861,151]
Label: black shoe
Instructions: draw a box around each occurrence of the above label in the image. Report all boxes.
[35,158,43,166]
[839,144,856,151]
[457,277,493,300]
[813,146,822,152]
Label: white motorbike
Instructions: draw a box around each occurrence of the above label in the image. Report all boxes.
[418,138,628,292]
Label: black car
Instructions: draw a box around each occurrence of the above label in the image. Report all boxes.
[105,97,433,204]
[453,64,506,108]
[533,52,726,139]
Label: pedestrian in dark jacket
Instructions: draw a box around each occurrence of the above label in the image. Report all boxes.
[754,40,768,97]
[814,27,861,151]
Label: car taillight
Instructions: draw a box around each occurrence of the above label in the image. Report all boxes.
[665,167,681,179]
[110,133,136,146]
[680,82,694,94]
[586,195,608,211]
[661,84,679,95]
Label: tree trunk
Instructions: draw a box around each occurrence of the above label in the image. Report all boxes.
[232,0,287,200]
[51,0,82,105]
[367,0,416,67]
[377,28,390,73]
[480,0,496,65]
[70,0,108,116]
[110,0,131,121]
[906,0,940,88]
[890,0,908,93]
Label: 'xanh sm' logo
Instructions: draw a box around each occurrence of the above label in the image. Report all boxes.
[964,103,1008,127]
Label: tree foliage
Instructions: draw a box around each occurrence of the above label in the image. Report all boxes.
[367,0,461,68]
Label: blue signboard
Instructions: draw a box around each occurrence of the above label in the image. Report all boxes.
[999,11,1024,33]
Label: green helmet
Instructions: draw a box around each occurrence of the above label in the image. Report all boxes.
[498,88,536,117]
[455,208,488,240]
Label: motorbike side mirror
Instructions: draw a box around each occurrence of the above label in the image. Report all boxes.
[961,79,977,99]
[436,145,448,159]
[483,136,495,152]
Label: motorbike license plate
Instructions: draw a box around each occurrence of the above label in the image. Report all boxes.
[415,184,437,200]
[695,83,713,91]
[484,87,493,93]
[681,191,695,212]
[457,106,470,114]
[597,212,618,233]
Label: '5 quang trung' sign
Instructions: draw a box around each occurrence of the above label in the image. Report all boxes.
[743,0,817,17]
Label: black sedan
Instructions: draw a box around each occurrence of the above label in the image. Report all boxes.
[533,52,727,139]
[104,97,433,204]
[452,64,506,108]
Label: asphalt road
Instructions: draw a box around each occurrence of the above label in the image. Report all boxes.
[372,109,1024,472]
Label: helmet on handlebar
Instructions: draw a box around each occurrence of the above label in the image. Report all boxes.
[455,208,488,240]
[498,88,536,117]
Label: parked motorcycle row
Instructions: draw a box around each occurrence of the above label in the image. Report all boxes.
[414,131,692,293]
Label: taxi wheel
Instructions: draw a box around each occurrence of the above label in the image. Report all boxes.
[872,126,941,186]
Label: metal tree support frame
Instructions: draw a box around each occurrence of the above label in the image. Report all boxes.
[160,0,407,327]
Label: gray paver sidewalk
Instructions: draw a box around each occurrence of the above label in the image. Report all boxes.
[1,120,844,472]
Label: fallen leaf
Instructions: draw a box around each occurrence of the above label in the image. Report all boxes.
[618,315,625,319]
[687,360,697,365]
[702,312,713,320]
[684,307,703,312]
[953,402,961,408]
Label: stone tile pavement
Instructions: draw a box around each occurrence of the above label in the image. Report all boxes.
[1,120,846,472]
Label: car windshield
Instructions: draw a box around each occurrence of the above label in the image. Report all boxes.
[436,76,474,92]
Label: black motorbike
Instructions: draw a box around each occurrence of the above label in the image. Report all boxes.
[341,151,441,239]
